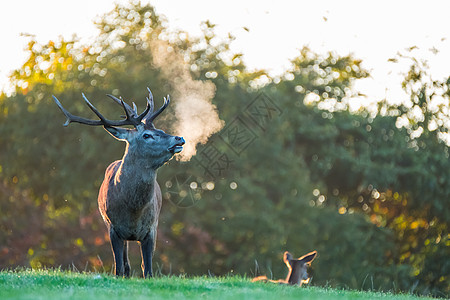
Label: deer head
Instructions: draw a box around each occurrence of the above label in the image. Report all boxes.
[284,251,317,285]
[53,88,185,168]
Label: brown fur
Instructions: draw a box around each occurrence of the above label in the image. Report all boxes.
[98,126,184,278]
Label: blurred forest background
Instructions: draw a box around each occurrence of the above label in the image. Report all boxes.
[0,2,449,297]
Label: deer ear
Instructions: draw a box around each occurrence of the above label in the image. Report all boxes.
[284,251,293,263]
[299,251,317,264]
[284,251,294,269]
[104,126,129,141]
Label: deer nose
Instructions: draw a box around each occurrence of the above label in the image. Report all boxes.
[175,136,185,144]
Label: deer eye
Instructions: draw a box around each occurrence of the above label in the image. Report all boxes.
[143,133,154,139]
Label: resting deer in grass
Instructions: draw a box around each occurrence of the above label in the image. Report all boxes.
[252,251,317,286]
[53,88,184,278]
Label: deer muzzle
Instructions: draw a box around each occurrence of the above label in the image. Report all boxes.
[168,136,185,153]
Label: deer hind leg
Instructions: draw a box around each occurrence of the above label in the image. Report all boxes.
[109,227,125,276]
[123,241,130,277]
[140,233,155,278]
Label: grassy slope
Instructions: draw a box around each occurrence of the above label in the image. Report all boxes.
[0,270,435,300]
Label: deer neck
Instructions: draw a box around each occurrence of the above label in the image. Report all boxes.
[286,267,302,285]
[117,145,158,185]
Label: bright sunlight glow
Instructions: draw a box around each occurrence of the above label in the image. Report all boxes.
[1,0,449,109]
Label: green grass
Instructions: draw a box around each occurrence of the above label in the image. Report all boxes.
[0,269,435,300]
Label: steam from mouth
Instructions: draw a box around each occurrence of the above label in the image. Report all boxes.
[150,40,224,161]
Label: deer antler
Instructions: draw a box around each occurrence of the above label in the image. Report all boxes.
[53,93,148,128]
[53,88,168,128]
[108,88,171,126]
[105,88,168,126]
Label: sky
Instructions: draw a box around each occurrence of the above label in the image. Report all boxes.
[1,0,450,107]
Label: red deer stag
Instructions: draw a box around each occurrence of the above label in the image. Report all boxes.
[53,88,184,278]
[252,251,317,286]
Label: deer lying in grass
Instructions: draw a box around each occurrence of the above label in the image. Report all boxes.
[53,88,184,278]
[252,251,317,286]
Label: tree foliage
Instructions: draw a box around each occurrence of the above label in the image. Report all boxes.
[0,2,448,297]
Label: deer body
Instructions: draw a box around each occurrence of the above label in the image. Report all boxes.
[99,158,161,242]
[53,89,184,278]
[98,158,161,278]
[252,251,317,286]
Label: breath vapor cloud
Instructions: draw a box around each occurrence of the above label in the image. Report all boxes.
[150,40,224,161]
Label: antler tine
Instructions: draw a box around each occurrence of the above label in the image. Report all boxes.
[106,94,136,117]
[146,87,154,113]
[82,93,110,123]
[145,94,170,124]
[118,99,134,123]
[136,96,152,123]
[53,95,103,126]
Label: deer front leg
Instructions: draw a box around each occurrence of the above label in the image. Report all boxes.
[140,234,155,278]
[123,241,130,277]
[109,227,125,277]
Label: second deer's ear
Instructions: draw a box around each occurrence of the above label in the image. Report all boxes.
[284,251,293,263]
[299,251,317,264]
[104,126,130,141]
[284,251,294,269]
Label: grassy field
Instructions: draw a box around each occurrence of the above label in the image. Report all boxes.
[0,269,436,300]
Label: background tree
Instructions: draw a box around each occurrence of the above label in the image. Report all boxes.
[0,2,448,297]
